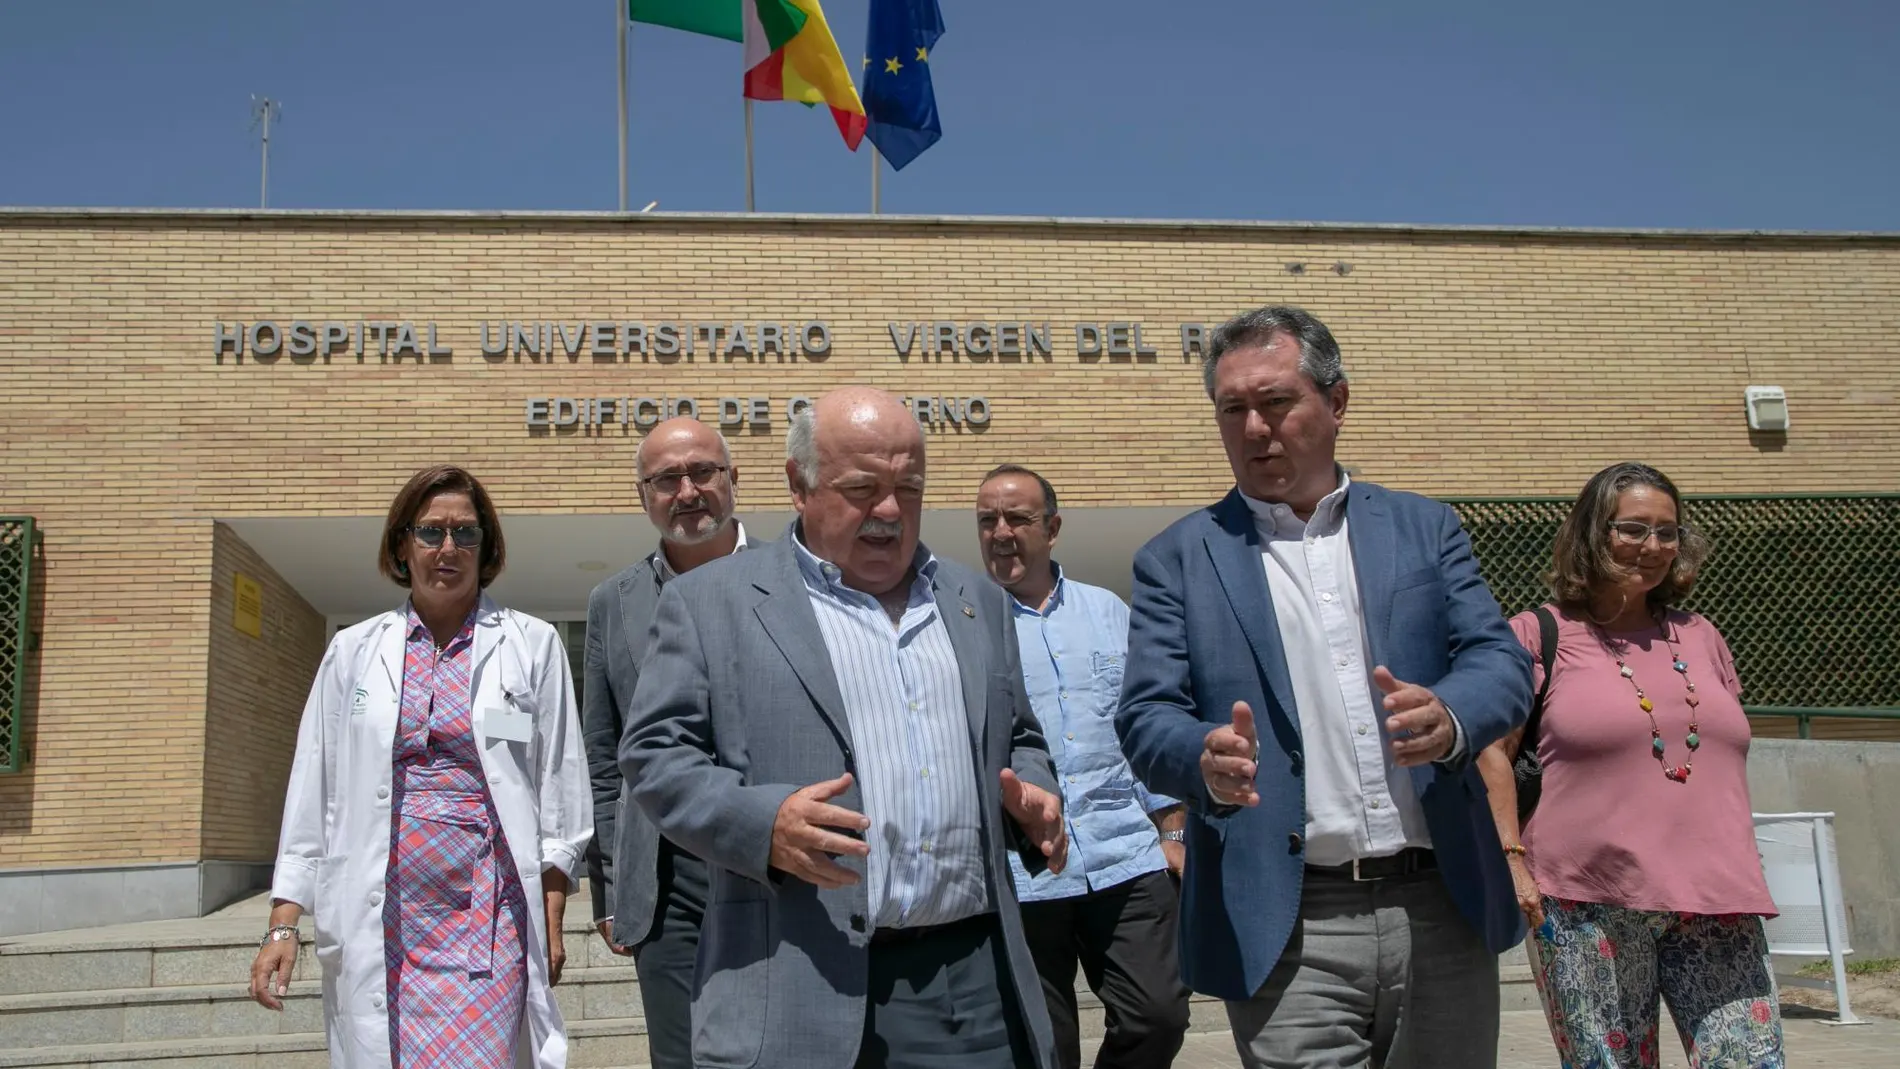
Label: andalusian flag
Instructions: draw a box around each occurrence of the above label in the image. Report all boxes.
[742,0,867,150]
[628,0,742,42]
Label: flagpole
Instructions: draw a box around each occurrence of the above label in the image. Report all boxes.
[744,98,756,212]
[870,144,881,215]
[616,0,628,212]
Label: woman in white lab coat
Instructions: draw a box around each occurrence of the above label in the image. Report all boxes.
[248,465,592,1069]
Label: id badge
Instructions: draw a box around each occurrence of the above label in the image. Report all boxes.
[484,700,533,743]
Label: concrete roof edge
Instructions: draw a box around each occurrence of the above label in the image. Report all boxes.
[1,205,1898,242]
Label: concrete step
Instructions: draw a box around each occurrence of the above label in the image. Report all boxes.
[0,917,316,998]
[0,899,624,998]
[0,990,1232,1069]
[0,1032,330,1069]
[0,964,643,1047]
[0,887,1540,1063]
[0,1016,653,1068]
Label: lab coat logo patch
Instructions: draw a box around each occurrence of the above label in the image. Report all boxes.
[351,688,369,715]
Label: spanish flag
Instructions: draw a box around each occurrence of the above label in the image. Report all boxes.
[742,0,867,150]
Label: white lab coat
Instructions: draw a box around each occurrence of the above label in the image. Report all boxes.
[270,594,593,1069]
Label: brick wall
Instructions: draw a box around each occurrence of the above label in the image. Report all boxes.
[0,211,1896,867]
[202,523,325,862]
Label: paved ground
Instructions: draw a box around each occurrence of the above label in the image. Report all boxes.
[1083,1007,1900,1067]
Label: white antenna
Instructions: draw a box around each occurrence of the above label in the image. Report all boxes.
[249,96,283,208]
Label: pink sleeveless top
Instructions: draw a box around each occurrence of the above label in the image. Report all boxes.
[1515,606,1776,917]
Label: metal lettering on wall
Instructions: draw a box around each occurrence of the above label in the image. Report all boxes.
[211,317,1209,433]
[521,395,991,432]
[209,319,1209,363]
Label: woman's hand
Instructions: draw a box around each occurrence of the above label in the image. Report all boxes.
[544,867,569,985]
[1509,855,1544,929]
[248,903,304,1010]
[249,939,298,1009]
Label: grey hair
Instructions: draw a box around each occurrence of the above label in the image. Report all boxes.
[786,407,819,489]
[635,426,733,480]
[1202,305,1348,399]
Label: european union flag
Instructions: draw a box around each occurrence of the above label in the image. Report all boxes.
[860,0,944,171]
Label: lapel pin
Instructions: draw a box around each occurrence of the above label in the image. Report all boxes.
[962,605,975,617]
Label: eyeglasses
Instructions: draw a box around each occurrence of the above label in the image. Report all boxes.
[642,463,729,494]
[1608,520,1682,546]
[410,525,484,549]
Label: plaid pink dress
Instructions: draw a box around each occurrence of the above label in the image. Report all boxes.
[382,607,529,1067]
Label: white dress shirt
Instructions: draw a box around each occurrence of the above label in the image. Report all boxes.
[1246,473,1461,866]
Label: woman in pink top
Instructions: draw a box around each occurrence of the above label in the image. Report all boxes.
[1476,462,1783,1069]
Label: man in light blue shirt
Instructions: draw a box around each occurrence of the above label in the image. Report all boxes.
[977,465,1191,1069]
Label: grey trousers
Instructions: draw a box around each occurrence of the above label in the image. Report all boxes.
[856,913,1034,1069]
[634,842,707,1069]
[1226,870,1499,1069]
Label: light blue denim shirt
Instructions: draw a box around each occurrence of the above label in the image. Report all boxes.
[1007,566,1174,902]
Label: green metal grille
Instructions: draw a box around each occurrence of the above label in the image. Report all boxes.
[1445,495,1900,709]
[0,517,35,774]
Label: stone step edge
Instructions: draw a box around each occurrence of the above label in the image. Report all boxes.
[0,1018,654,1068]
[0,917,612,957]
[0,974,1212,1015]
[0,966,1528,1009]
[0,1005,1247,1069]
[5,916,1541,956]
[0,966,644,1012]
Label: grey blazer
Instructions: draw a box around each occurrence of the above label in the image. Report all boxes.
[580,555,667,943]
[621,535,1062,1069]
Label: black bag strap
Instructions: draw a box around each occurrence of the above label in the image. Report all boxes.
[1519,604,1559,756]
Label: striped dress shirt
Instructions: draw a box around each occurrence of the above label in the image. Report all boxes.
[792,533,988,929]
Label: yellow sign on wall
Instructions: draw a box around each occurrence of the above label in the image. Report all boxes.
[234,574,263,638]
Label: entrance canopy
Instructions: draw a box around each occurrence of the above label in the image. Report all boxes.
[224,507,1198,622]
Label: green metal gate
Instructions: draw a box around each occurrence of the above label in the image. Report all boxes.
[1445,494,1900,721]
[1,517,36,774]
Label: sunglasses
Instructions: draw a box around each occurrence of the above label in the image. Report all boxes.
[409,525,483,549]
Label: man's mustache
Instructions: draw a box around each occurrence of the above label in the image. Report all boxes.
[857,518,904,539]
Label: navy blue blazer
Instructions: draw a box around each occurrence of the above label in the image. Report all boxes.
[1115,482,1533,1000]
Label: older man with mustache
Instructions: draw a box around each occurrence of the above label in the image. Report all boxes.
[622,387,1069,1069]
[580,416,750,1069]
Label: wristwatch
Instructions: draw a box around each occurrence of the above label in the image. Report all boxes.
[1160,830,1186,844]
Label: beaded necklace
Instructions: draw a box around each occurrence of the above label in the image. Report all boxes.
[1602,614,1700,782]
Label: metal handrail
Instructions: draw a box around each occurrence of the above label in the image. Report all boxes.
[1744,706,1900,740]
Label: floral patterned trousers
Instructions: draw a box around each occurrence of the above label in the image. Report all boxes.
[1530,897,1785,1069]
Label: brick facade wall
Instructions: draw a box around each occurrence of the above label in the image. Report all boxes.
[203,522,325,862]
[1,211,1896,868]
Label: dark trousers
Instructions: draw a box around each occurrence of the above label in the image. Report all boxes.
[633,840,707,1069]
[857,913,1035,1069]
[1020,870,1191,1069]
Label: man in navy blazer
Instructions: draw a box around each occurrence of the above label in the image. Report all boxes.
[1116,305,1532,1068]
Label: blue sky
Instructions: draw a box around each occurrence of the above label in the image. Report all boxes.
[1,1,1896,229]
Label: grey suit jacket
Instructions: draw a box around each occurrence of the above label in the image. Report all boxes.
[580,555,666,943]
[621,534,1062,1069]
